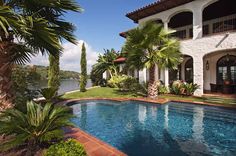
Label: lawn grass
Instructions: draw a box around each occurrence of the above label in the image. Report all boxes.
[62,87,236,105]
[62,87,142,99]
[159,94,205,102]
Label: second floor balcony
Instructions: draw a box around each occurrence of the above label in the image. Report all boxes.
[172,14,236,40]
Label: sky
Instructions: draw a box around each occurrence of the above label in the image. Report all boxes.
[30,0,155,72]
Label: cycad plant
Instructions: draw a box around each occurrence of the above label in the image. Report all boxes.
[0,101,74,155]
[123,21,182,98]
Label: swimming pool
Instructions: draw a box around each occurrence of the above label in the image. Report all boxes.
[70,100,236,156]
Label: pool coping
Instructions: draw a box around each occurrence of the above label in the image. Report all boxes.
[60,97,236,156]
[60,97,236,109]
[64,127,127,156]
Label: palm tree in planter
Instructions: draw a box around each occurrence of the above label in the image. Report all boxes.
[123,21,181,98]
[0,0,81,110]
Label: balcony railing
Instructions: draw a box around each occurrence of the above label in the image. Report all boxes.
[171,14,236,40]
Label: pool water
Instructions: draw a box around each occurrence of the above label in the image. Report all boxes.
[70,100,236,156]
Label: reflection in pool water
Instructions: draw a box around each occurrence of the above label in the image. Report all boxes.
[70,101,236,156]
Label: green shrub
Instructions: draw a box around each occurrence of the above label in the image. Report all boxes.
[183,83,200,96]
[170,80,184,95]
[158,85,169,95]
[0,101,74,154]
[119,76,139,91]
[45,139,86,156]
[40,87,57,102]
[107,75,128,88]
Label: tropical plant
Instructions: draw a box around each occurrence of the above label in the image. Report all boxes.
[39,87,57,102]
[123,21,181,98]
[183,83,200,96]
[93,49,119,78]
[80,43,87,92]
[118,76,140,91]
[107,75,128,88]
[45,139,86,156]
[0,101,74,155]
[158,85,169,95]
[170,80,184,95]
[0,0,81,111]
[90,65,103,86]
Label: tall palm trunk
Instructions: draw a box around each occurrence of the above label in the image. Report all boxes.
[148,65,158,98]
[0,43,14,111]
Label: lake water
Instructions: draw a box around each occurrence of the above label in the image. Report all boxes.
[34,79,92,95]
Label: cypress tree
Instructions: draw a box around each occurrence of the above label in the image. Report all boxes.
[48,53,60,94]
[80,43,87,92]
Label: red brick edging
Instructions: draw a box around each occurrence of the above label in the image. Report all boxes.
[65,127,126,156]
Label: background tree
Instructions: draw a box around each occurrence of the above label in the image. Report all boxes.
[48,53,60,94]
[80,43,87,92]
[123,21,181,98]
[93,49,119,78]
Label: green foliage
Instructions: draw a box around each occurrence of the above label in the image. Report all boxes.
[0,101,74,154]
[40,88,57,102]
[118,76,140,91]
[123,21,181,97]
[45,139,86,156]
[170,80,199,96]
[107,75,128,88]
[158,85,169,95]
[80,43,87,92]
[90,65,103,86]
[183,83,200,96]
[11,66,39,112]
[93,49,120,77]
[48,54,60,94]
[170,80,185,95]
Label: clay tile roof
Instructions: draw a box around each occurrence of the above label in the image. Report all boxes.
[126,0,194,23]
[114,57,126,63]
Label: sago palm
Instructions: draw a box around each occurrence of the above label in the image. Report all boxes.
[0,0,81,110]
[0,101,74,155]
[123,21,181,98]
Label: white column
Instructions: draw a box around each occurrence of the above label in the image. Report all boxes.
[163,20,168,30]
[193,57,204,96]
[192,9,203,40]
[139,68,147,83]
[164,69,169,87]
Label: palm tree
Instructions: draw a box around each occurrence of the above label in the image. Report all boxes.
[0,0,81,110]
[93,49,119,78]
[0,101,74,155]
[123,21,181,98]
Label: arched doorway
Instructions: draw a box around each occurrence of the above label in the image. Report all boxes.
[217,54,236,84]
[185,58,193,83]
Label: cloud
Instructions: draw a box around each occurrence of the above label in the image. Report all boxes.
[29,40,99,73]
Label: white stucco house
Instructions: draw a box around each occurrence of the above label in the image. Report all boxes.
[117,0,236,96]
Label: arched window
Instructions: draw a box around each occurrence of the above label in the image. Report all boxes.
[217,55,236,84]
[185,58,193,83]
